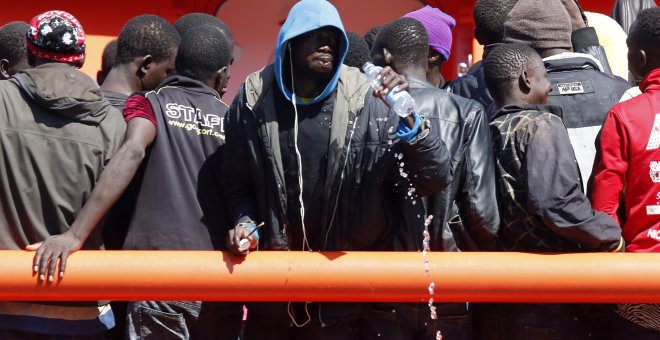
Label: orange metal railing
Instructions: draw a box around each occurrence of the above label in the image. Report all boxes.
[1,251,659,303]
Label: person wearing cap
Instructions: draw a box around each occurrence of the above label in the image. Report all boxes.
[502,0,630,190]
[447,0,618,113]
[403,5,456,88]
[370,17,498,340]
[0,10,125,338]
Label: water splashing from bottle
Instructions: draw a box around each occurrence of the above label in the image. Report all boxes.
[421,215,442,339]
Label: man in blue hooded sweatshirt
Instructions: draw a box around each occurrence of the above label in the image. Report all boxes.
[222,0,452,339]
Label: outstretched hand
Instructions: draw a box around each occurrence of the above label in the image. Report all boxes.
[26,231,82,282]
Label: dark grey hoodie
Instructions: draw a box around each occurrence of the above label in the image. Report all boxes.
[0,63,125,250]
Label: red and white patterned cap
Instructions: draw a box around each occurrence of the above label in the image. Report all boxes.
[26,10,86,63]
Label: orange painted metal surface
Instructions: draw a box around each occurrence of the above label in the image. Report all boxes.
[1,251,659,303]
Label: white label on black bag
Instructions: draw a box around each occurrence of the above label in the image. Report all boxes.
[556,82,585,95]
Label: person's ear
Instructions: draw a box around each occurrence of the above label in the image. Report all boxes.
[383,47,393,66]
[0,59,10,79]
[427,49,442,66]
[74,54,85,69]
[639,49,648,73]
[27,52,36,68]
[137,55,153,78]
[213,66,229,92]
[520,69,532,94]
[474,28,484,45]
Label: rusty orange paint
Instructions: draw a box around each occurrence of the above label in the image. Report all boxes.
[1,251,659,303]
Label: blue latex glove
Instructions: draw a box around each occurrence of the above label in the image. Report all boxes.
[395,114,422,143]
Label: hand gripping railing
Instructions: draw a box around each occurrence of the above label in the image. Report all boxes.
[1,251,659,303]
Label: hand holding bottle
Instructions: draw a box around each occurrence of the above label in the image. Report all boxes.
[363,62,415,118]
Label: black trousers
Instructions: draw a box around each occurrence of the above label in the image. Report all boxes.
[474,303,594,340]
[365,302,473,340]
[242,302,363,340]
[243,302,472,340]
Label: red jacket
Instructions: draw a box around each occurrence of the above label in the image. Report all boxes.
[592,68,660,252]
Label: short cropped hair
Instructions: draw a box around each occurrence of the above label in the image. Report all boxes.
[474,0,519,45]
[115,15,180,66]
[631,7,660,51]
[176,25,232,82]
[363,25,382,50]
[484,43,538,102]
[0,21,29,67]
[97,40,117,85]
[174,13,233,43]
[373,18,428,68]
[344,31,371,69]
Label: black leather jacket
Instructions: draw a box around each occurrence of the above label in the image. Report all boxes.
[223,66,452,252]
[611,0,657,34]
[407,77,499,251]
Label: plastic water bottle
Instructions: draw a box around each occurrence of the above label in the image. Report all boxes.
[363,61,415,118]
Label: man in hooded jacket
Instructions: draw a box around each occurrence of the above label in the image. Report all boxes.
[0,10,125,338]
[222,0,452,338]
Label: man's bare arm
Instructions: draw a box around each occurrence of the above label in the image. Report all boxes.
[27,118,156,281]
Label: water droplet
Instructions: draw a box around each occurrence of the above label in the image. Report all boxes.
[388,140,393,145]
[397,153,404,160]
[388,126,395,134]
[428,299,438,320]
[412,200,417,205]
[400,162,405,167]
[422,214,436,321]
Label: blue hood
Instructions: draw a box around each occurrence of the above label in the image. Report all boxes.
[274,0,348,105]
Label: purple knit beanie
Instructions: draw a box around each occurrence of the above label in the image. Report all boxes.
[404,5,456,60]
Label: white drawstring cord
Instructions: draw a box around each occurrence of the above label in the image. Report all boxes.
[288,44,312,252]
[287,43,312,328]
